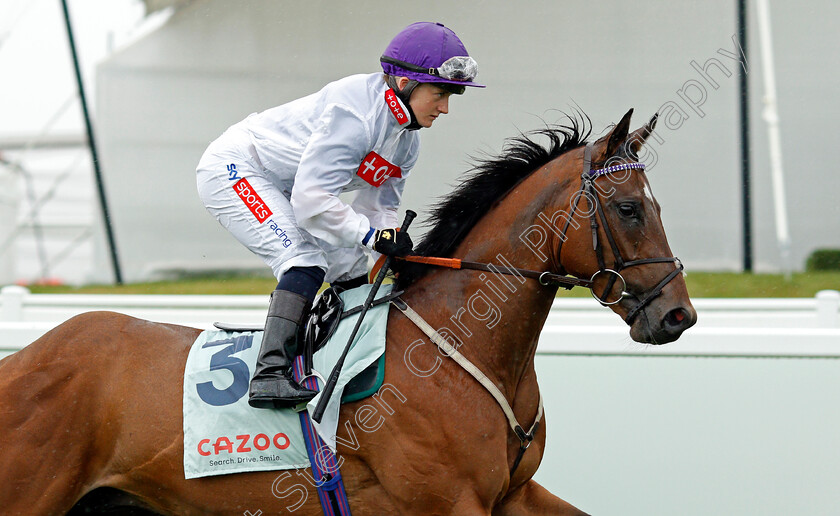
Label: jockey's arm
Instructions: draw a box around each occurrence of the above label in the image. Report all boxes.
[290,105,373,248]
[352,176,406,233]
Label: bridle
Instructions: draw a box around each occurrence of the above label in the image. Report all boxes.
[399,142,684,324]
[552,142,684,323]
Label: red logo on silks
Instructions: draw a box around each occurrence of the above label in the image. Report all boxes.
[384,89,410,126]
[232,178,272,223]
[357,151,402,187]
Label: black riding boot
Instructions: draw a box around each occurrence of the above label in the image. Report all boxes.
[248,289,317,409]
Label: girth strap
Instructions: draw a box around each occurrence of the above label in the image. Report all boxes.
[341,289,405,318]
[390,297,543,477]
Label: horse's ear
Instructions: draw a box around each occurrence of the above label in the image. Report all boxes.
[605,108,634,158]
[626,113,659,157]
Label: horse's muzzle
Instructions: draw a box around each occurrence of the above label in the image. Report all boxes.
[628,302,697,344]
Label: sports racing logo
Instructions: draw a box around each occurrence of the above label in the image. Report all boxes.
[233,178,272,223]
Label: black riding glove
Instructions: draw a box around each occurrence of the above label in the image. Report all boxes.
[367,228,413,257]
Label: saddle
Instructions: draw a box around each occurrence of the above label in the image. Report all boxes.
[214,286,403,403]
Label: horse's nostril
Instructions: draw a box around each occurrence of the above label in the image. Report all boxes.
[665,308,689,328]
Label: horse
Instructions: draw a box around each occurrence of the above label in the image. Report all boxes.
[0,109,695,515]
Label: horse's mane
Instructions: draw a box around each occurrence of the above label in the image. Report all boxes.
[395,112,592,289]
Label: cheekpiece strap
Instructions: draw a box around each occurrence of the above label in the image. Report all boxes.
[583,143,593,177]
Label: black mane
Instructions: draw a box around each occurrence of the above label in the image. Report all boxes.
[395,113,591,289]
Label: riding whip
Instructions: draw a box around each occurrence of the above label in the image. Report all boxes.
[312,210,416,423]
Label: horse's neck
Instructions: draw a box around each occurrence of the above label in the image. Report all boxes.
[405,267,553,396]
[406,161,573,396]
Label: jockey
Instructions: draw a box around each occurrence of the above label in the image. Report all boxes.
[196,22,484,409]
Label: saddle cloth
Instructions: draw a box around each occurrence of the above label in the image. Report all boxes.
[183,284,392,478]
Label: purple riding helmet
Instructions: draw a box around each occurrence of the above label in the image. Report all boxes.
[381,22,484,128]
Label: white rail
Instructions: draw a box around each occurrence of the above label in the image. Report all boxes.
[1,286,839,358]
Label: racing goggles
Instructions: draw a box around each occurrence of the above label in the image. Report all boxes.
[380,55,478,82]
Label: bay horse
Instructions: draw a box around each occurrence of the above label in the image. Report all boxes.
[0,109,695,515]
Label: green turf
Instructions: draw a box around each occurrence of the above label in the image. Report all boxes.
[683,271,840,298]
[20,271,840,298]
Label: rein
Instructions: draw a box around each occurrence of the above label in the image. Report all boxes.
[397,255,592,289]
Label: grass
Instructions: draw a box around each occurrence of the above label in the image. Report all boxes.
[683,271,840,298]
[19,271,840,298]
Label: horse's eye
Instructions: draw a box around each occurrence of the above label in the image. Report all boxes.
[618,203,637,218]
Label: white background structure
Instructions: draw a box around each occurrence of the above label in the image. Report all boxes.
[92,0,840,283]
[3,0,839,284]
